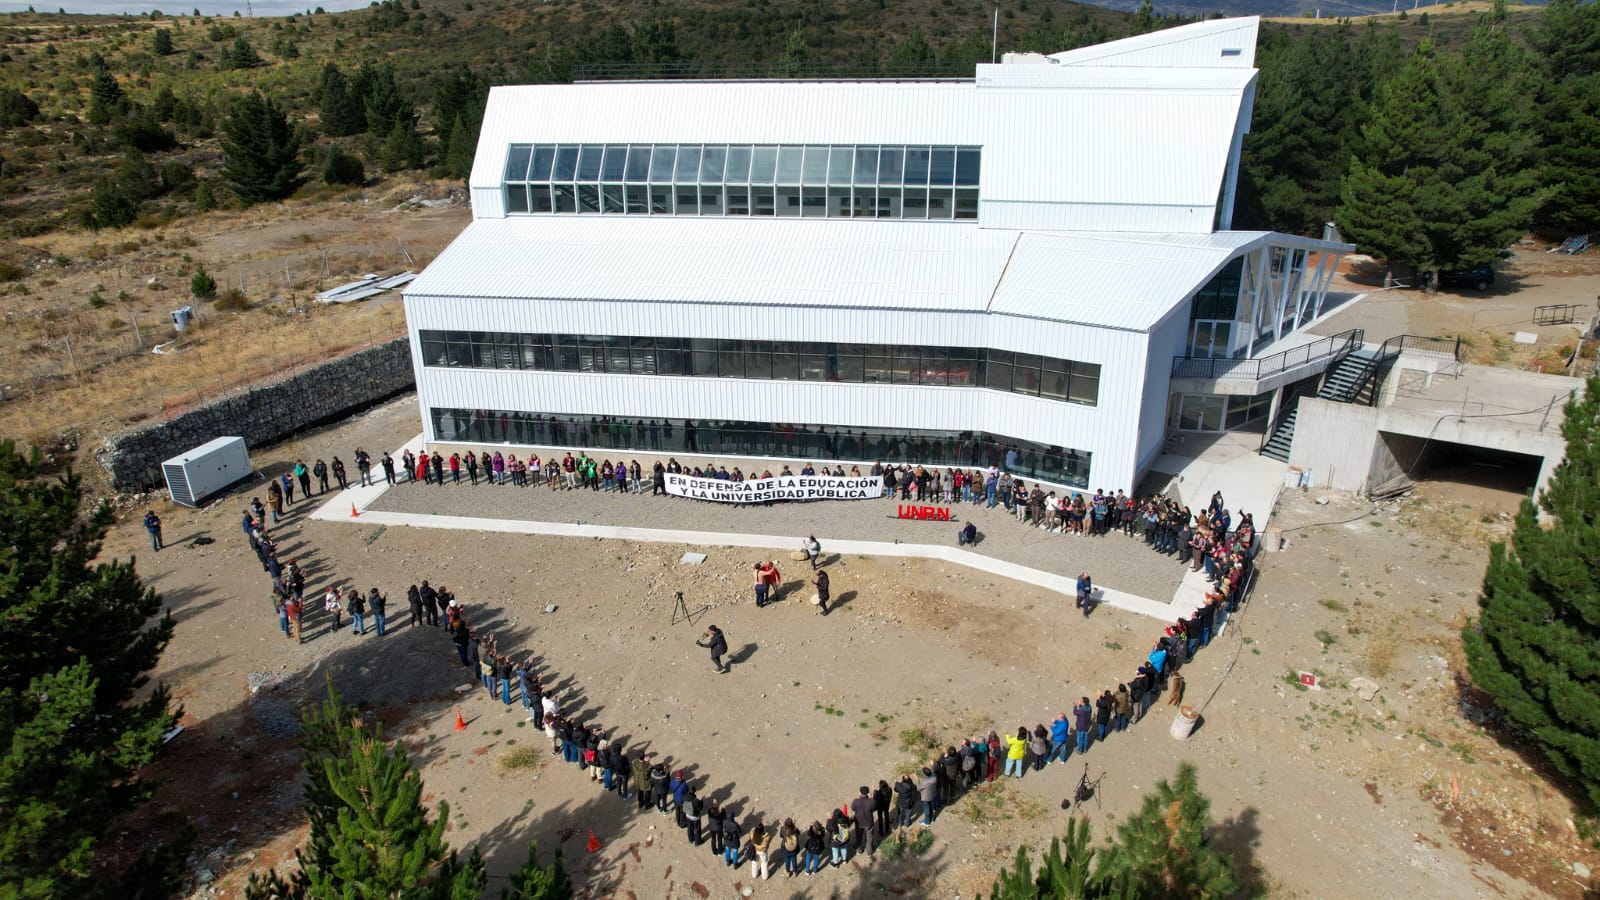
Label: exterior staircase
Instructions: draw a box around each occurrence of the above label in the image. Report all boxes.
[1261,349,1379,462]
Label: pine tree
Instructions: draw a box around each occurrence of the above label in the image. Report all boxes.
[1463,377,1600,808]
[1339,29,1539,280]
[442,112,475,180]
[0,441,181,897]
[1527,0,1600,232]
[500,840,572,900]
[1098,763,1236,897]
[245,681,486,899]
[151,28,174,56]
[88,70,124,124]
[221,35,264,70]
[221,91,302,205]
[360,63,411,138]
[981,819,1107,899]
[318,63,365,137]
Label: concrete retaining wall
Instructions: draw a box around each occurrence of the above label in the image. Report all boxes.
[96,338,414,491]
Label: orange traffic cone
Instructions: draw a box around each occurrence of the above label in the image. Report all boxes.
[454,709,467,732]
[350,503,360,518]
[586,829,602,853]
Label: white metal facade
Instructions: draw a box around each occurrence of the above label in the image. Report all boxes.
[408,16,1348,493]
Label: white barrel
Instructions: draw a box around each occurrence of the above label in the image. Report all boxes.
[1169,704,1200,741]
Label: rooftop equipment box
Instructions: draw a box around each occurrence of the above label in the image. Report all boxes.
[162,436,252,508]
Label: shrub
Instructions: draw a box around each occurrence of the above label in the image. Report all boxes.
[189,264,216,300]
[214,287,248,311]
[322,148,365,186]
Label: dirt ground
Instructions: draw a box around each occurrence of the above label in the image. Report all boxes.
[99,394,1600,900]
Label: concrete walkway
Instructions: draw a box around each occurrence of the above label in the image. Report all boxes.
[311,435,1182,621]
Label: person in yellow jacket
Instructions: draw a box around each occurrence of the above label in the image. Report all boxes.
[1004,727,1029,778]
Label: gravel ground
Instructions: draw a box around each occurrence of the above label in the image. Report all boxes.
[365,474,1187,602]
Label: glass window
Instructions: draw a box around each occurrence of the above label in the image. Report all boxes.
[675,188,698,214]
[927,188,954,220]
[955,188,979,220]
[699,187,723,215]
[876,186,901,218]
[929,147,956,185]
[601,144,628,180]
[864,345,892,383]
[674,145,702,182]
[801,145,829,184]
[800,186,827,217]
[649,145,676,181]
[744,342,773,378]
[529,185,552,213]
[421,332,446,365]
[699,145,726,182]
[891,350,918,384]
[1011,353,1042,394]
[530,144,556,181]
[625,146,651,182]
[624,184,649,214]
[1068,362,1099,406]
[577,145,603,181]
[649,185,672,214]
[751,185,776,216]
[955,148,980,186]
[801,353,829,381]
[852,146,878,185]
[771,352,800,381]
[1040,358,1068,400]
[850,188,873,218]
[947,348,978,386]
[600,183,624,213]
[904,147,931,185]
[775,185,801,217]
[902,188,927,219]
[552,184,576,213]
[717,342,744,378]
[827,186,851,217]
[726,185,750,215]
[985,350,1013,391]
[552,145,579,181]
[577,184,600,213]
[921,349,949,385]
[878,147,903,185]
[504,145,532,180]
[750,145,778,184]
[775,145,804,183]
[724,146,751,183]
[505,185,529,213]
[828,145,853,183]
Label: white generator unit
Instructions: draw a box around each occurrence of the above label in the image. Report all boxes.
[162,436,253,507]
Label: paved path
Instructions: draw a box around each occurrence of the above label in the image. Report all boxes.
[312,435,1190,622]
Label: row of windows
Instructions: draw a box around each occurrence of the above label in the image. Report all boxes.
[419,331,1101,406]
[504,183,978,219]
[505,144,982,188]
[428,409,1093,489]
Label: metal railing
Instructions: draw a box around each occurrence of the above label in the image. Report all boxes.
[1171,328,1364,380]
[1351,334,1464,406]
[1533,304,1584,326]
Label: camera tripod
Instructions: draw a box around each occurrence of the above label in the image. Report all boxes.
[671,590,709,626]
[1063,764,1104,811]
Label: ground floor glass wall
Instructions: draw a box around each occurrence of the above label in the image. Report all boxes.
[429,408,1093,488]
[1167,391,1273,432]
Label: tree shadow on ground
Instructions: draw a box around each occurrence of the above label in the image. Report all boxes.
[1206,806,1266,896]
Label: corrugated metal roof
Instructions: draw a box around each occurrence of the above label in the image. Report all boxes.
[406,217,1020,313]
[1045,16,1260,69]
[988,231,1264,330]
[405,218,1337,333]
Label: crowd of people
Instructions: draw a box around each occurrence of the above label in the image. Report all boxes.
[262,441,1260,880]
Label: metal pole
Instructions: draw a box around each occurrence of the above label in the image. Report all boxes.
[992,7,998,64]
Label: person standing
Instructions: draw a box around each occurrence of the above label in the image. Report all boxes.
[280,472,295,505]
[295,459,311,499]
[275,595,290,639]
[348,588,366,635]
[1004,727,1028,778]
[324,586,343,633]
[684,789,705,845]
[369,587,387,636]
[804,534,822,570]
[1073,698,1093,754]
[1076,571,1093,617]
[850,787,875,855]
[720,814,742,869]
[450,616,471,666]
[285,595,302,643]
[1095,690,1114,741]
[749,821,772,879]
[706,801,726,855]
[752,563,769,608]
[354,447,372,486]
[143,510,163,552]
[697,625,729,674]
[332,456,348,490]
[313,458,329,494]
[759,560,782,601]
[407,584,424,628]
[1114,683,1133,732]
[813,569,831,616]
[431,451,444,486]
[1050,713,1072,764]
[917,767,939,825]
[381,452,397,485]
[804,821,826,874]
[779,819,802,878]
[872,779,892,837]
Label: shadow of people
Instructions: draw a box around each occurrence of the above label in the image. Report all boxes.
[730,643,757,665]
[833,590,858,611]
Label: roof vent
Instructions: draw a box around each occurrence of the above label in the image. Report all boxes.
[1220,48,1243,57]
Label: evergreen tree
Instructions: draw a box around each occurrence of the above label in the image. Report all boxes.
[378,118,426,173]
[244,682,486,899]
[1338,29,1538,279]
[0,441,181,897]
[500,841,572,900]
[1098,763,1236,897]
[151,27,174,56]
[1463,377,1600,808]
[221,91,302,204]
[630,18,682,66]
[321,147,365,186]
[88,70,124,124]
[981,819,1107,899]
[0,87,40,127]
[1528,0,1600,232]
[221,35,264,69]
[360,62,411,138]
[780,27,809,77]
[442,112,474,180]
[432,69,486,158]
[190,264,216,299]
[886,27,936,74]
[318,63,365,137]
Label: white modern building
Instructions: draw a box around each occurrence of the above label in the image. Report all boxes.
[403,16,1352,492]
